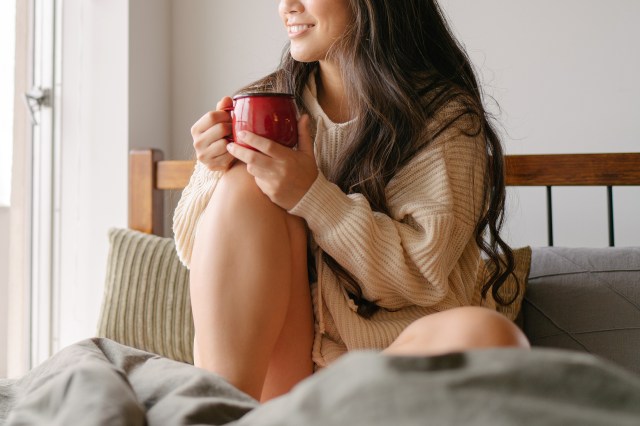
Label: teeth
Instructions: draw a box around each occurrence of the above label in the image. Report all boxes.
[289,24,312,33]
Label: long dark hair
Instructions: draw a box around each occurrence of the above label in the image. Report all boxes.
[242,0,516,318]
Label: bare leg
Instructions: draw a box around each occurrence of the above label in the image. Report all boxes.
[260,213,314,401]
[189,163,313,400]
[383,307,530,356]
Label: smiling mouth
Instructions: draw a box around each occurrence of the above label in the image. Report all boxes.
[288,24,315,35]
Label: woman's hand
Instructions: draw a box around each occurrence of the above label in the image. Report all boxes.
[191,97,236,171]
[226,115,318,210]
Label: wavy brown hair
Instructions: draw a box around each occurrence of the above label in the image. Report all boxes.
[241,0,516,318]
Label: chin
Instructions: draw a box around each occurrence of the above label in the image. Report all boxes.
[289,53,314,63]
[289,47,324,64]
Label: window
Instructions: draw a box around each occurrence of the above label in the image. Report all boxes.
[0,0,16,207]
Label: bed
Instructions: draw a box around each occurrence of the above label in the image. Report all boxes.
[1,151,639,425]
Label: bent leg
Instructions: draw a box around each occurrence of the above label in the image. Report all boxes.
[384,307,530,356]
[189,163,312,400]
[259,213,314,401]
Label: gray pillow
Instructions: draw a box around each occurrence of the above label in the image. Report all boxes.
[97,228,194,364]
[522,247,640,374]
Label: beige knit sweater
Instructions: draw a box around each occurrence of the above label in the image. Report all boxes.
[173,77,488,369]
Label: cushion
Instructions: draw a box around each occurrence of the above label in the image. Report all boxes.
[97,228,194,364]
[522,247,640,374]
[476,246,532,322]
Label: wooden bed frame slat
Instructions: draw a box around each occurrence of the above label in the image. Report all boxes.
[129,150,640,237]
[505,153,640,186]
[157,160,196,190]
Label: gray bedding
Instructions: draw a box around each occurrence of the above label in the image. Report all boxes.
[1,338,639,425]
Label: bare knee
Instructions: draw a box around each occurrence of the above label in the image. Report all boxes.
[204,162,287,232]
[216,162,267,205]
[385,307,530,356]
[455,307,530,349]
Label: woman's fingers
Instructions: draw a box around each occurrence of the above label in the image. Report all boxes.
[193,121,232,152]
[234,131,288,158]
[199,140,236,170]
[226,142,273,173]
[189,96,236,171]
[191,110,231,136]
[224,128,318,210]
[195,133,235,170]
[216,96,233,111]
[202,151,236,171]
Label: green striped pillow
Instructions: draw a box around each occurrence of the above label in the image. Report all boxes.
[97,228,194,363]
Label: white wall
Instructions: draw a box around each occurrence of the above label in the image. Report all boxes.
[0,208,9,377]
[57,0,130,350]
[439,0,640,248]
[57,0,172,350]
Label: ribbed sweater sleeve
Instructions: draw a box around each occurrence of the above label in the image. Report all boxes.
[172,162,223,267]
[288,122,486,310]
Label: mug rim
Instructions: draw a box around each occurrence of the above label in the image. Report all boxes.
[233,92,295,100]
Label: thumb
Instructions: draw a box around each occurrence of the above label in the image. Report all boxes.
[296,114,314,155]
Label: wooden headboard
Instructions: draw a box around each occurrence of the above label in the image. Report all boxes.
[129,150,640,245]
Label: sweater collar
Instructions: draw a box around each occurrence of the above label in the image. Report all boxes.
[303,71,356,131]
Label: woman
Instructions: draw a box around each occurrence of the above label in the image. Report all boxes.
[174,0,529,402]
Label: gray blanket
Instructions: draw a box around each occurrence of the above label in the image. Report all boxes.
[1,338,639,425]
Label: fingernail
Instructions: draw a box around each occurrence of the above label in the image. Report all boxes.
[226,143,234,152]
[237,131,246,140]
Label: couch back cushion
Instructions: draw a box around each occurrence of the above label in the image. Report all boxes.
[522,247,640,375]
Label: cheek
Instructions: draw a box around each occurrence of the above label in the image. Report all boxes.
[335,0,353,25]
[329,8,353,39]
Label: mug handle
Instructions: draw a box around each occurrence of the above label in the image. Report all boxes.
[222,106,235,142]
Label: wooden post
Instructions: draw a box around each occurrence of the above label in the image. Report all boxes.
[129,149,164,235]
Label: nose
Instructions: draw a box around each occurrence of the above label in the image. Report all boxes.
[279,0,304,15]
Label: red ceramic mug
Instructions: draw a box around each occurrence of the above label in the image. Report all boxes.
[224,92,298,149]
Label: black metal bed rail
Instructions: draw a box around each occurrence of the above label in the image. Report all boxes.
[505,153,640,247]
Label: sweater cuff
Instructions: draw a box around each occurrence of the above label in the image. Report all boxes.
[288,171,355,233]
